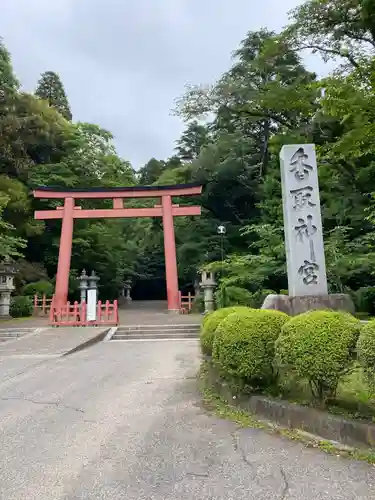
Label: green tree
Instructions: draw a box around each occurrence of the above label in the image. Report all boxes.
[285,0,375,68]
[0,38,19,96]
[175,121,210,161]
[35,71,72,120]
[0,194,26,258]
[138,158,166,185]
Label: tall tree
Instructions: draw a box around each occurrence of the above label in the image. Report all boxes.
[35,71,72,120]
[284,0,375,68]
[175,30,316,177]
[175,121,210,161]
[138,158,166,185]
[0,38,19,97]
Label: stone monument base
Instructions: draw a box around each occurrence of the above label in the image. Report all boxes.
[261,294,355,316]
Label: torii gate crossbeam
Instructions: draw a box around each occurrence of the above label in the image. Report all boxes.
[33,183,202,312]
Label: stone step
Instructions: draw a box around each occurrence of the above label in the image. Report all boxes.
[116,327,199,335]
[112,331,199,340]
[0,328,35,342]
[116,324,200,331]
[111,324,200,340]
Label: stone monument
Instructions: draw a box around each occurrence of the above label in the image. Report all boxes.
[200,270,216,314]
[86,271,99,322]
[0,258,16,318]
[262,144,354,315]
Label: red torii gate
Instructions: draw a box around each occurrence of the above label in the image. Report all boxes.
[33,183,202,312]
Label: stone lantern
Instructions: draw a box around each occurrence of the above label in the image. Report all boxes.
[78,269,89,303]
[123,279,132,301]
[0,257,17,318]
[200,269,216,314]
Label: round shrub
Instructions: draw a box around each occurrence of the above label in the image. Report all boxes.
[357,320,375,381]
[275,310,361,403]
[212,309,289,388]
[200,306,252,356]
[10,296,33,318]
[22,280,53,297]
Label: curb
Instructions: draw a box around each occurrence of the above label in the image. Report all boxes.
[63,328,110,356]
[205,361,375,449]
[103,326,118,342]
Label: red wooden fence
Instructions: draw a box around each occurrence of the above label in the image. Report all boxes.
[49,299,119,326]
[34,295,54,316]
[179,292,194,314]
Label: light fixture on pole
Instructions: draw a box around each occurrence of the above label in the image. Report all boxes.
[217,225,226,268]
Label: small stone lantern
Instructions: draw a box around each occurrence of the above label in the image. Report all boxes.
[78,269,88,303]
[123,280,132,301]
[0,257,17,318]
[200,269,216,314]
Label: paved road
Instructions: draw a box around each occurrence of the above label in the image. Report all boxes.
[0,341,374,499]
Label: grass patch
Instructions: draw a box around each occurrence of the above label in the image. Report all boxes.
[277,365,375,423]
[202,386,264,428]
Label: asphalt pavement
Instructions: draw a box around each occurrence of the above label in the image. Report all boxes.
[0,339,374,499]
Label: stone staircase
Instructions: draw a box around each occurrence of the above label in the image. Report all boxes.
[110,323,200,341]
[0,327,36,343]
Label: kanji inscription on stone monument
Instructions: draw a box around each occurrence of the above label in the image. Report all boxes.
[280,144,328,296]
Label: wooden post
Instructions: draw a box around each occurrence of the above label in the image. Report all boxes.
[34,295,38,316]
[97,300,102,323]
[114,300,119,324]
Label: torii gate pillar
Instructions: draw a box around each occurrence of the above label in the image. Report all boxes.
[55,197,74,308]
[162,195,179,312]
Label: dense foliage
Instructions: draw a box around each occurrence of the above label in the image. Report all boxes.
[1,0,375,305]
[10,296,33,318]
[205,306,374,416]
[275,310,361,402]
[357,320,375,385]
[200,306,251,355]
[212,309,289,389]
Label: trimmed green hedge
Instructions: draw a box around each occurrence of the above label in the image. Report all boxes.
[200,306,252,356]
[357,319,375,387]
[275,310,361,402]
[212,308,289,388]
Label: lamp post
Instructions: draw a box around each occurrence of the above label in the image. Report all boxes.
[217,224,226,270]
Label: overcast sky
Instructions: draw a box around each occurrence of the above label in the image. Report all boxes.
[1,0,329,169]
